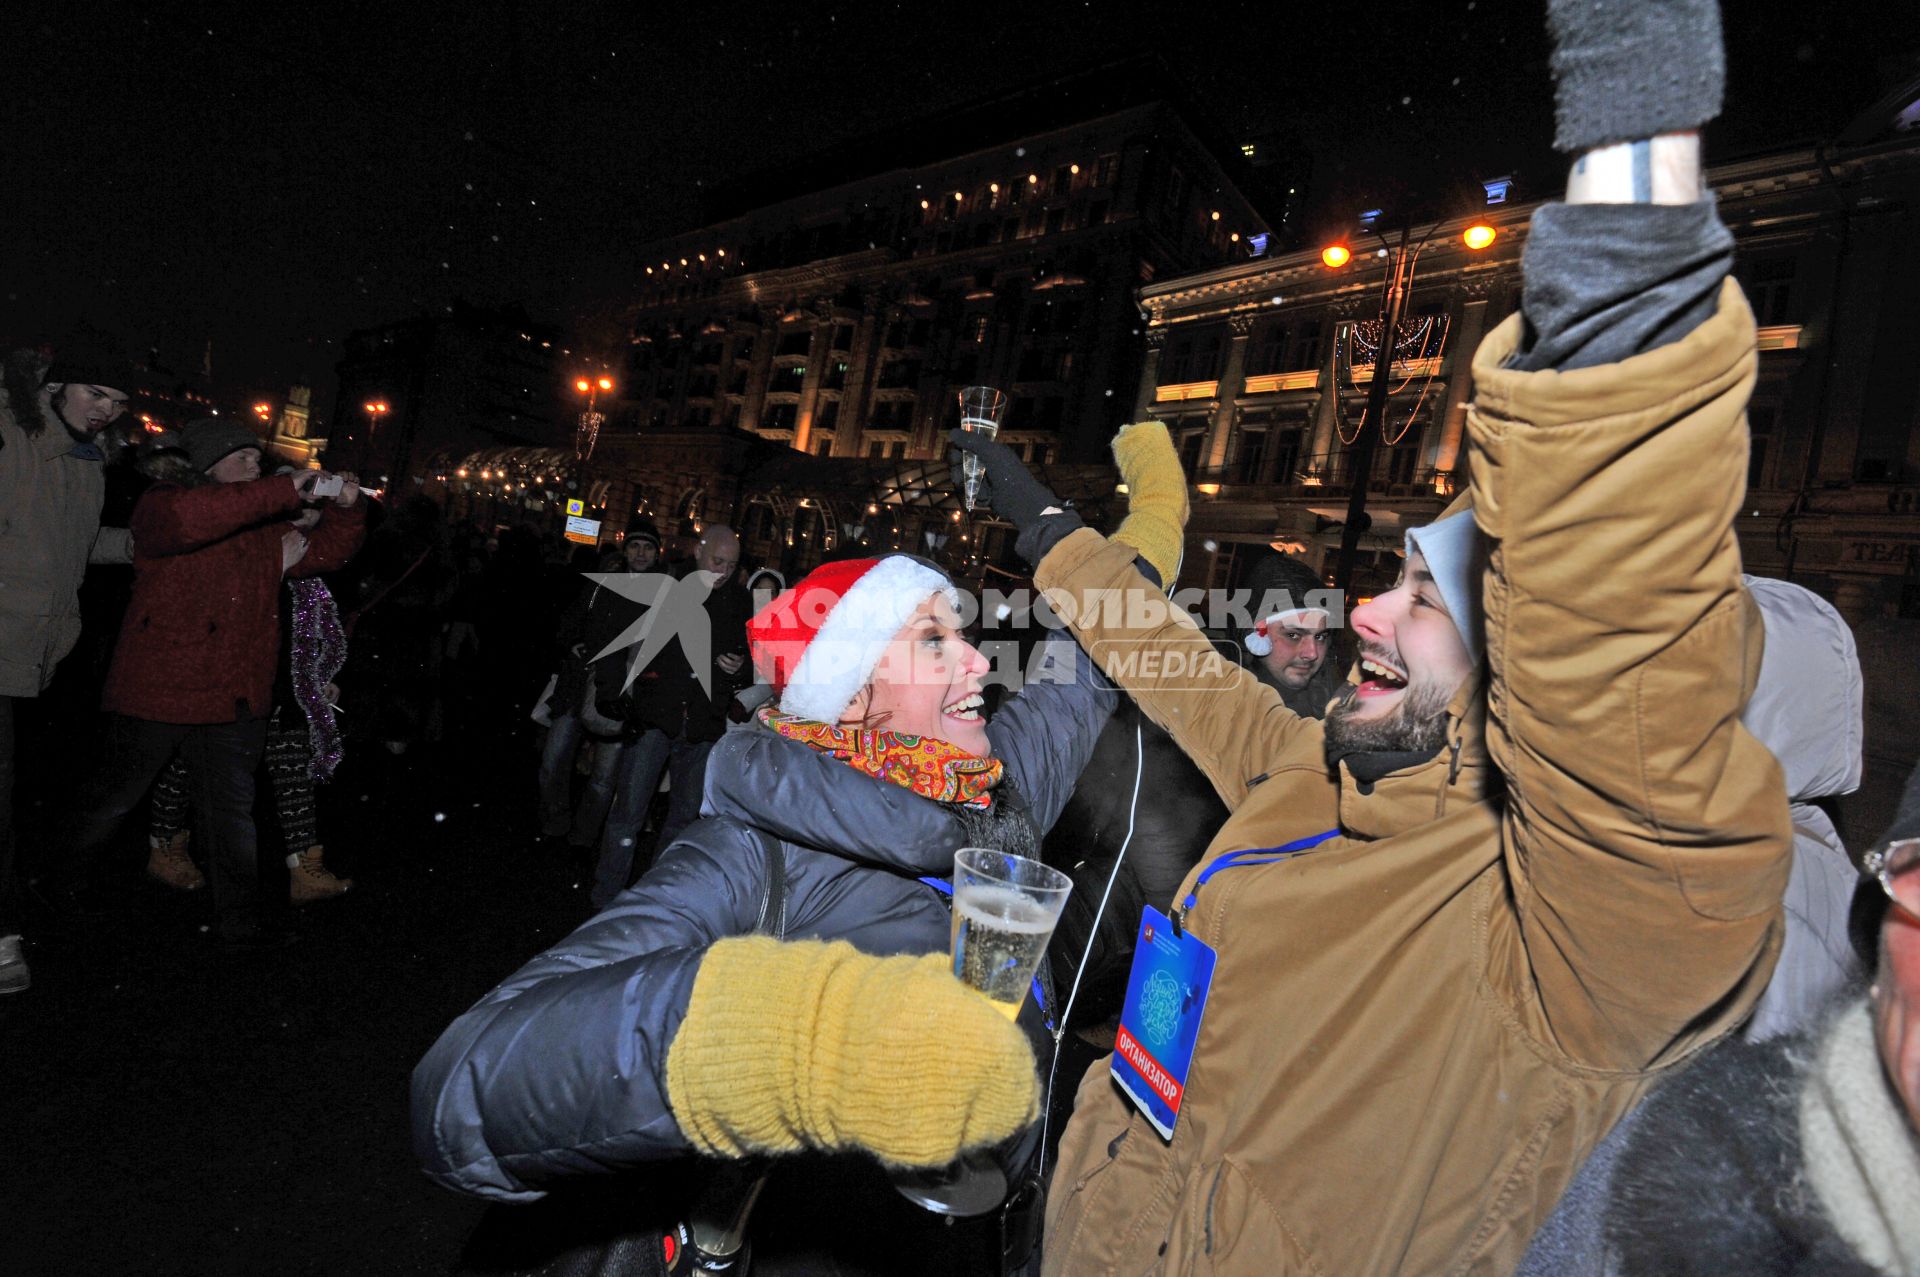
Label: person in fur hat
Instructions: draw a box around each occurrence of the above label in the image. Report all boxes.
[0,332,139,995]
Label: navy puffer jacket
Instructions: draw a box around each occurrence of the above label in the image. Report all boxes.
[412,629,1116,1203]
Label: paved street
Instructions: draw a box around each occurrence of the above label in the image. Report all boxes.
[0,713,579,1276]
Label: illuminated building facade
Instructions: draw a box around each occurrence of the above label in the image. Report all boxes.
[580,78,1268,580]
[1140,108,1920,612]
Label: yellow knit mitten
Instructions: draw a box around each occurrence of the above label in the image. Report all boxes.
[665,936,1039,1167]
[1110,420,1189,586]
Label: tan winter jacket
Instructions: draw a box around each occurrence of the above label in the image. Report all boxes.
[0,395,132,698]
[1040,279,1792,1277]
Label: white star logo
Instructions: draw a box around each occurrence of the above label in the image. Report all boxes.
[584,570,722,697]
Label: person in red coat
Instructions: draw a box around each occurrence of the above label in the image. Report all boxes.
[58,419,366,948]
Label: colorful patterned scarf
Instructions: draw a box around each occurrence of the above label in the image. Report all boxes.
[759,706,1003,809]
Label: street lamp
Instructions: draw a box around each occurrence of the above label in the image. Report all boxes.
[574,375,614,459]
[360,399,390,477]
[1319,218,1497,592]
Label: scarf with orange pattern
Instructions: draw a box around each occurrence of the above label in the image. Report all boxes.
[759,706,1003,809]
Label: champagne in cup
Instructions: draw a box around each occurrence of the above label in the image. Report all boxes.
[893,847,1071,1219]
[950,847,1072,1019]
[955,386,1008,513]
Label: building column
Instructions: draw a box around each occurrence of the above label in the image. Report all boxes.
[793,305,833,454]
[836,298,883,457]
[1203,314,1255,472]
[1302,323,1346,482]
[1426,295,1490,485]
[1133,328,1167,422]
[739,311,777,433]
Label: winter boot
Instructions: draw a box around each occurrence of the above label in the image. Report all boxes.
[146,830,206,892]
[288,846,352,904]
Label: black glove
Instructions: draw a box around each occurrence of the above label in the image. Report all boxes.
[1546,0,1723,152]
[947,429,1062,535]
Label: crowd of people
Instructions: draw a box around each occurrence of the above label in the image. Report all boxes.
[409,4,1919,1276]
[7,2,1919,1273]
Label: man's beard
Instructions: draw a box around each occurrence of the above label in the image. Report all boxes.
[1323,678,1453,757]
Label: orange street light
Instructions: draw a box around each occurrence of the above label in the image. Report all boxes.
[596,376,613,391]
[1321,243,1353,269]
[575,378,592,393]
[1462,223,1498,251]
[363,400,390,416]
[252,401,272,421]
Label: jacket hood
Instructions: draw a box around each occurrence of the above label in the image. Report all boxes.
[701,721,972,875]
[1743,575,1862,803]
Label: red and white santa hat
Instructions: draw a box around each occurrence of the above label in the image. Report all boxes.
[748,555,961,724]
[1244,605,1331,658]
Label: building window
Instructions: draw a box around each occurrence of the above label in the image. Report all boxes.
[1178,428,1206,473]
[763,402,798,433]
[870,399,914,433]
[1294,321,1325,369]
[1738,257,1798,327]
[1748,402,1777,491]
[815,399,839,434]
[777,328,812,356]
[1270,427,1303,482]
[1093,153,1119,186]
[831,324,853,351]
[1236,429,1268,482]
[1248,323,1289,375]
[966,314,989,344]
[812,433,835,457]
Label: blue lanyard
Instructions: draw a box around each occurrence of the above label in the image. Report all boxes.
[919,876,1051,1026]
[1175,829,1341,929]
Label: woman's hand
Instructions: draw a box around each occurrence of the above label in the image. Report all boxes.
[281,529,310,573]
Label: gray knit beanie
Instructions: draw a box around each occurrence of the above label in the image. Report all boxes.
[180,417,263,473]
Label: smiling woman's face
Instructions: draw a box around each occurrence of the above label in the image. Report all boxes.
[842,592,992,756]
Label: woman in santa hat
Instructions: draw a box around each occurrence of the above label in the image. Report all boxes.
[412,424,1190,1275]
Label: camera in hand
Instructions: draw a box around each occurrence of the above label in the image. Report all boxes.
[310,473,345,499]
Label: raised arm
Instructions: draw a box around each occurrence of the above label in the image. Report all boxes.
[1475,0,1791,1069]
[951,423,1325,811]
[288,499,366,576]
[130,475,302,557]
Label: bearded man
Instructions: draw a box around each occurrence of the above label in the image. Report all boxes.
[950,0,1792,1268]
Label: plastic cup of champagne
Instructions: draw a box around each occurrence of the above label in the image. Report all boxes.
[950,847,1072,1019]
[892,848,1072,1219]
[955,386,1008,512]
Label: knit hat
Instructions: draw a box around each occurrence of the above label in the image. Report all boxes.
[44,326,139,395]
[1404,508,1487,664]
[624,516,661,548]
[748,555,960,724]
[180,417,263,473]
[1242,553,1330,658]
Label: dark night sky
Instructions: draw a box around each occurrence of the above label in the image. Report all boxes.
[4,0,1914,425]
